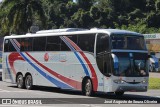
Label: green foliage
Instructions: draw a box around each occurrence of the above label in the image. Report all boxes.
[149,78,160,89]
[1,0,160,36]
[0,0,46,35]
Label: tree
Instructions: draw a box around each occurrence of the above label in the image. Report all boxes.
[77,0,94,10]
[0,0,46,35]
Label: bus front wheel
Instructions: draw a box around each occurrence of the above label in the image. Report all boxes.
[25,74,33,90]
[83,79,93,96]
[17,74,24,89]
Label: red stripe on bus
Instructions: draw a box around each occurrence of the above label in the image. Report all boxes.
[26,52,81,90]
[63,36,98,91]
[79,51,98,91]
[64,36,82,51]
[8,52,25,75]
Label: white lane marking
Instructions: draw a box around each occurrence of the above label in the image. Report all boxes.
[0,89,10,92]
[0,91,46,93]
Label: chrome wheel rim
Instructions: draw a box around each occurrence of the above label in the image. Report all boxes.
[85,80,91,96]
[17,75,23,88]
[25,75,32,89]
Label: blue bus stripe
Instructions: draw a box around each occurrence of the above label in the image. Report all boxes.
[74,52,89,76]
[20,52,73,89]
[10,39,20,52]
[6,56,14,82]
[61,37,90,76]
[60,36,76,51]
[9,38,72,88]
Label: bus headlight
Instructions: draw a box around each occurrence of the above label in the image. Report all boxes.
[113,80,125,84]
[141,80,148,84]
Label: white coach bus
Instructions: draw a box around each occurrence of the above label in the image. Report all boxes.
[2,28,149,96]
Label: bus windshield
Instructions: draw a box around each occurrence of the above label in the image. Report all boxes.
[111,34,146,50]
[113,52,148,77]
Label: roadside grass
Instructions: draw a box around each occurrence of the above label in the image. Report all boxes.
[149,77,160,89]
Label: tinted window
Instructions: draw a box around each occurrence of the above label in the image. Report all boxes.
[8,39,16,52]
[60,37,70,51]
[46,36,60,51]
[77,34,95,53]
[4,39,22,52]
[96,33,110,54]
[66,35,77,44]
[4,39,9,52]
[21,38,33,51]
[33,37,46,51]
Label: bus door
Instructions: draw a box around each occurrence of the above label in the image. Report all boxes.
[96,33,112,92]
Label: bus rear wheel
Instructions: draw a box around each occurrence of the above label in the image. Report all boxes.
[83,79,93,96]
[17,74,24,89]
[115,91,124,96]
[25,74,33,90]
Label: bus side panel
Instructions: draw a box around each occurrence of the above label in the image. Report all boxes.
[2,53,16,83]
[30,52,85,90]
[3,51,107,92]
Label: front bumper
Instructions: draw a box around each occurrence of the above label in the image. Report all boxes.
[115,85,148,92]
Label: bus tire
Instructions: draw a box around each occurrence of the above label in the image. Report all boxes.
[25,74,33,90]
[83,78,93,96]
[115,91,124,96]
[16,74,24,89]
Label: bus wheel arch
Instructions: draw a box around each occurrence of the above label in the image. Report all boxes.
[16,72,24,89]
[82,76,94,96]
[24,72,33,90]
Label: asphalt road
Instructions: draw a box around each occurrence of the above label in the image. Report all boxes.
[0,78,160,107]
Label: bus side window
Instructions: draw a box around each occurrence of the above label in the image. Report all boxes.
[61,35,77,51]
[46,36,60,51]
[8,40,16,52]
[60,39,71,51]
[4,39,9,52]
[77,34,95,53]
[33,37,46,51]
[96,34,109,54]
[21,38,33,51]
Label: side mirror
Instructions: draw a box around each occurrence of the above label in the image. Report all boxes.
[111,53,119,69]
[148,55,151,58]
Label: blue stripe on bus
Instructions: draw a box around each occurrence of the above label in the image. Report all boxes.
[6,56,14,82]
[60,36,76,51]
[61,37,90,76]
[10,39,20,52]
[9,38,72,88]
[20,52,73,89]
[74,52,89,76]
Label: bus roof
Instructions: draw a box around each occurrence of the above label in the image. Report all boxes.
[4,28,141,39]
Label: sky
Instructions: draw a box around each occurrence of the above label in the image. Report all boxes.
[0,0,2,3]
[73,0,76,3]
